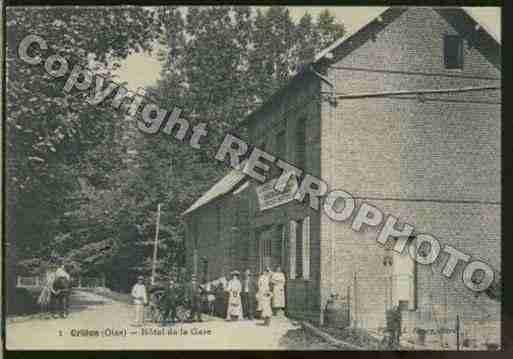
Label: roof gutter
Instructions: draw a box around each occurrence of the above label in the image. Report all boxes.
[308,64,337,106]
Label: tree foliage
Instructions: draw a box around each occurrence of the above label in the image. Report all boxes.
[5,7,160,291]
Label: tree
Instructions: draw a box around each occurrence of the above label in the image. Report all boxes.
[5,7,160,302]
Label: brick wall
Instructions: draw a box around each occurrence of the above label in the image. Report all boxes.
[320,7,500,334]
[246,73,324,323]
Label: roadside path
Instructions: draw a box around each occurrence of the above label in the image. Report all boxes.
[6,290,332,350]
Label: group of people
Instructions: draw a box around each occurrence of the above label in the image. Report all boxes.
[205,266,286,326]
[37,260,71,318]
[130,266,287,327]
[217,266,286,326]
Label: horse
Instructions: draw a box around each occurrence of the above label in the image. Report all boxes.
[37,283,53,318]
[51,276,71,318]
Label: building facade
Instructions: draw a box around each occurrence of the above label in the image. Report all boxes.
[183,7,500,338]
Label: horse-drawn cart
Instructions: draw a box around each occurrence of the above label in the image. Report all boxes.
[37,271,71,318]
[147,284,190,324]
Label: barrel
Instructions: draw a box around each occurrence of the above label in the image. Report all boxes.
[324,295,350,328]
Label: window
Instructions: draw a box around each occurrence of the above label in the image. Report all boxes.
[289,217,310,280]
[296,118,306,169]
[444,35,464,69]
[390,236,417,310]
[258,227,273,272]
[296,220,303,278]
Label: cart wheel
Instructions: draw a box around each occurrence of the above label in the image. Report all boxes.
[150,291,165,323]
[176,305,191,322]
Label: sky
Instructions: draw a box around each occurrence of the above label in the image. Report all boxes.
[115,7,501,91]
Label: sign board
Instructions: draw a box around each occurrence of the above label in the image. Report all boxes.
[256,177,299,211]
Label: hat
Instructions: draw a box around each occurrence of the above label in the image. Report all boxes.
[231,270,240,276]
[137,275,144,280]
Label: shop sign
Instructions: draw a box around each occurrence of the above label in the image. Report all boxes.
[256,177,298,211]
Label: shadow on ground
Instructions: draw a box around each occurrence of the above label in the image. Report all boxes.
[6,290,111,324]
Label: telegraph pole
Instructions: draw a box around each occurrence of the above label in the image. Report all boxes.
[151,203,161,285]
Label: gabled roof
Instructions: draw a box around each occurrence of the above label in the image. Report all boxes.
[182,161,249,216]
[313,7,391,63]
[314,7,500,64]
[238,7,500,127]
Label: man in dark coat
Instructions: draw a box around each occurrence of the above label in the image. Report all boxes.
[241,269,257,320]
[162,278,181,323]
[385,305,402,349]
[185,275,203,323]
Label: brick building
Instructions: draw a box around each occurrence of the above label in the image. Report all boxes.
[182,7,500,338]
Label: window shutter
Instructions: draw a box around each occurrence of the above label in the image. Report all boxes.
[281,224,287,273]
[302,216,311,280]
[289,220,297,279]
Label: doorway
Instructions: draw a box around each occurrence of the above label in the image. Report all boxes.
[257,225,284,273]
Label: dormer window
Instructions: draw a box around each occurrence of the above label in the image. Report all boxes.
[444,35,464,69]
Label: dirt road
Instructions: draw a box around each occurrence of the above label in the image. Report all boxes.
[6,290,332,350]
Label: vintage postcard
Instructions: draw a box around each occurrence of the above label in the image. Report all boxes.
[2,5,502,351]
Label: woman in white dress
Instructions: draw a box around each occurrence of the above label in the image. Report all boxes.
[260,290,273,326]
[271,266,286,315]
[226,271,243,320]
[256,267,271,317]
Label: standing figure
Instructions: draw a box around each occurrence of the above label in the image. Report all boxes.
[186,275,203,323]
[241,269,257,320]
[256,267,271,317]
[131,275,148,326]
[205,282,216,316]
[214,280,227,318]
[219,272,229,319]
[392,305,402,348]
[260,289,273,326]
[55,262,70,281]
[384,305,402,349]
[271,266,286,316]
[162,278,180,324]
[51,261,71,318]
[226,271,243,321]
[38,266,56,318]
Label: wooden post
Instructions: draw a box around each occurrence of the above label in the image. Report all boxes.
[347,285,351,327]
[354,272,358,328]
[151,203,161,286]
[456,315,460,351]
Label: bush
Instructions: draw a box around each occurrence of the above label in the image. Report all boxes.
[6,287,40,316]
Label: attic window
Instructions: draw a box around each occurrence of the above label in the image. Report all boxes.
[444,35,464,69]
